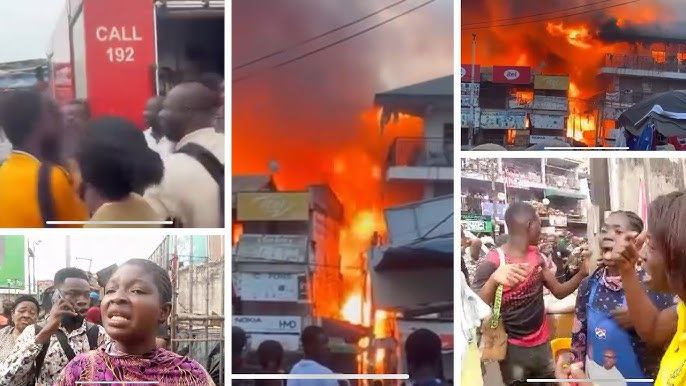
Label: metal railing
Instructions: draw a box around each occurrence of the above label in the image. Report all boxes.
[387,137,453,167]
[604,53,686,74]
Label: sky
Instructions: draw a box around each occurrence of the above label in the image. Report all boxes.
[233,0,453,177]
[30,234,166,281]
[0,0,65,62]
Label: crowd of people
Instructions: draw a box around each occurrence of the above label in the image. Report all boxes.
[461,194,686,385]
[0,76,225,228]
[0,260,218,385]
[232,325,447,386]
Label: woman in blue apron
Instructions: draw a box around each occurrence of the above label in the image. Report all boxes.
[569,211,675,383]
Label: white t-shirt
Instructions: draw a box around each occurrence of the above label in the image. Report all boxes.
[143,128,175,158]
[287,360,338,386]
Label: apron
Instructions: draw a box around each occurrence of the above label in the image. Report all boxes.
[585,279,645,385]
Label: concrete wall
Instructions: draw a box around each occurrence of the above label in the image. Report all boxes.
[177,261,224,316]
[609,158,686,215]
[424,109,452,138]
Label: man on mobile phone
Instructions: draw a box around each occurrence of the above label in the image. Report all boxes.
[0,268,108,386]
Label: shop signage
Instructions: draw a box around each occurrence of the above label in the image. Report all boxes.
[236,272,308,302]
[534,75,570,91]
[236,234,308,263]
[232,315,302,334]
[549,215,568,227]
[492,66,531,85]
[237,192,310,221]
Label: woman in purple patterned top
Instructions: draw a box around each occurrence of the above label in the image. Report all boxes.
[57,259,215,385]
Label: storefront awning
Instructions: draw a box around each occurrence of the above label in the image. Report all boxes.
[544,188,586,199]
[375,236,453,271]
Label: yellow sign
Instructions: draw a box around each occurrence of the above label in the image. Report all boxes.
[534,75,569,91]
[237,192,310,221]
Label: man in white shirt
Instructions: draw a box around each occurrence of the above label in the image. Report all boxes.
[288,326,338,386]
[142,96,175,158]
[145,82,224,227]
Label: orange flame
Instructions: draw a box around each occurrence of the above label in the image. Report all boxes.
[546,22,593,49]
[342,294,363,325]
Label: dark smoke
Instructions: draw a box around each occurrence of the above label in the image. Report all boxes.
[597,18,686,44]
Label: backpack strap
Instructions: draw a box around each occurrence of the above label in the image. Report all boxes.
[37,162,56,228]
[86,324,100,350]
[33,325,49,379]
[55,329,77,360]
[176,143,224,227]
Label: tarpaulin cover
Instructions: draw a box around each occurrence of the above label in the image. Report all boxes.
[620,90,686,136]
[376,236,453,271]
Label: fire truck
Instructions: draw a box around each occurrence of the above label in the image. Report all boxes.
[47,0,224,128]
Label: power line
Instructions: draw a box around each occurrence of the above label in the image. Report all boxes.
[233,0,411,70]
[234,0,438,84]
[462,0,643,31]
[462,0,638,27]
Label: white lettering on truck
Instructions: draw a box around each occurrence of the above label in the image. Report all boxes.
[97,26,142,63]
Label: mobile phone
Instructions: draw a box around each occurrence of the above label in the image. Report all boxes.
[51,289,83,327]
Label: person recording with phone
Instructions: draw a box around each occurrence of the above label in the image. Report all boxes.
[0,268,107,386]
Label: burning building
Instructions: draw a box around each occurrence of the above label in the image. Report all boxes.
[461,0,686,148]
[232,182,370,373]
[361,75,454,379]
[461,65,571,148]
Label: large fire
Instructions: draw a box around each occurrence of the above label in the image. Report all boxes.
[462,0,681,145]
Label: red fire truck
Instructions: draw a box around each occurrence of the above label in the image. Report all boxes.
[47,0,224,128]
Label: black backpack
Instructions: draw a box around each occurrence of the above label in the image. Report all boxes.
[30,323,100,385]
[168,143,224,227]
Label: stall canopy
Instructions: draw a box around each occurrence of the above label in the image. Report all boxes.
[375,236,453,271]
[619,90,686,137]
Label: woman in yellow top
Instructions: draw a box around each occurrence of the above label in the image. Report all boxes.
[76,117,165,228]
[0,91,87,227]
[609,192,686,386]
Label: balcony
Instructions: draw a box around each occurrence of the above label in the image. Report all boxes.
[600,53,686,80]
[386,137,453,181]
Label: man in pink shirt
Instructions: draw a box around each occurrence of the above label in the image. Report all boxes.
[472,202,589,385]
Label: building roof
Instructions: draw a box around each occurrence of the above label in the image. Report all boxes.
[374,75,453,119]
[376,75,453,98]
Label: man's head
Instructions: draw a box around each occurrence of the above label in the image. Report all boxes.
[301,325,329,363]
[232,326,247,370]
[603,349,617,370]
[159,82,217,142]
[504,202,541,245]
[62,99,90,132]
[54,267,91,316]
[143,96,165,134]
[405,328,442,379]
[258,340,284,371]
[0,90,62,156]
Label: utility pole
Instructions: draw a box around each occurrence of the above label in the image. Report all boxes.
[469,34,477,148]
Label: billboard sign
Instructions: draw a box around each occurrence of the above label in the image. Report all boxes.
[233,315,302,334]
[534,75,570,91]
[492,66,531,85]
[0,236,25,290]
[236,234,308,263]
[236,272,308,302]
[237,192,310,221]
